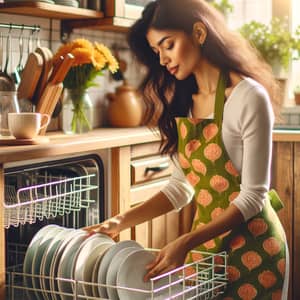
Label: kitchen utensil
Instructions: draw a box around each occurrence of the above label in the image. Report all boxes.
[0,31,15,91]
[32,46,53,105]
[12,27,25,86]
[36,53,74,135]
[17,51,43,101]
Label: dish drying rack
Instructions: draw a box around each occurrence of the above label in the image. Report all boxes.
[6,244,227,300]
[4,172,97,228]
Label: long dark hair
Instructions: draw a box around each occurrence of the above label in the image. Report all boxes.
[127,0,281,157]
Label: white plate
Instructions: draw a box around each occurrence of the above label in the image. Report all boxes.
[73,233,115,297]
[116,249,169,300]
[106,247,142,300]
[40,227,75,300]
[31,226,65,300]
[49,229,81,300]
[90,244,113,298]
[97,240,143,298]
[23,224,60,300]
[55,230,88,300]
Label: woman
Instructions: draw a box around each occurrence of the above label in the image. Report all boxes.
[86,0,289,298]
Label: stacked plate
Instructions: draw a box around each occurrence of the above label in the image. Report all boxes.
[54,0,79,7]
[23,225,178,300]
[23,225,115,300]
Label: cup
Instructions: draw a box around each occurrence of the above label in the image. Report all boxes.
[8,112,50,139]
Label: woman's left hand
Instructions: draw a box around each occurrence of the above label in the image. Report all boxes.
[144,234,189,282]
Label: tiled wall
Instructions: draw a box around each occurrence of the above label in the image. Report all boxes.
[0,13,141,127]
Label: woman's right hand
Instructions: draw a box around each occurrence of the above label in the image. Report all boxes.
[83,215,124,238]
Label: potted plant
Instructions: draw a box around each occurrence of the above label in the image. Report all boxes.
[240,18,300,78]
[294,85,300,105]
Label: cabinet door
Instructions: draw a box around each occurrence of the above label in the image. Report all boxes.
[112,143,193,249]
[294,143,300,300]
[271,142,293,300]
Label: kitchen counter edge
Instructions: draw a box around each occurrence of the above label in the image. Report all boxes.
[0,127,161,164]
[0,127,298,164]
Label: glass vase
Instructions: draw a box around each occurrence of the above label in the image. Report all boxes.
[62,88,94,134]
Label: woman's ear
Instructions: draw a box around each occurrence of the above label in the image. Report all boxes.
[193,22,207,46]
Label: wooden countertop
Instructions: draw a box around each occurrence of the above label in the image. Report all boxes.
[0,127,299,164]
[273,129,300,142]
[0,127,160,164]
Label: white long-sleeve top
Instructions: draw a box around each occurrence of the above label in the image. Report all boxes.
[161,77,275,221]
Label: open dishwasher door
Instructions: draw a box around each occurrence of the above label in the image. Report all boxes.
[4,154,105,267]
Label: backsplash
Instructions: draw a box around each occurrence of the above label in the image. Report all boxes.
[275,106,300,129]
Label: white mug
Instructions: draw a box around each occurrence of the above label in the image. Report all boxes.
[8,112,50,139]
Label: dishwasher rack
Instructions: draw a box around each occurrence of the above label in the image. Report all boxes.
[6,244,227,300]
[4,172,97,228]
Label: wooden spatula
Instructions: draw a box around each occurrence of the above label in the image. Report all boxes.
[32,47,53,105]
[17,51,43,101]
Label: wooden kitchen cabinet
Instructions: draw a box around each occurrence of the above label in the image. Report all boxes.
[110,142,195,249]
[271,141,300,300]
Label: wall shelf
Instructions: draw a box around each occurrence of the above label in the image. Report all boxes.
[62,16,132,34]
[0,1,103,19]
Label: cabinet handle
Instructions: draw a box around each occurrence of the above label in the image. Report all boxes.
[144,162,170,175]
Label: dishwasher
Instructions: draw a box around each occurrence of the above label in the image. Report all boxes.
[4,153,228,300]
[4,153,105,299]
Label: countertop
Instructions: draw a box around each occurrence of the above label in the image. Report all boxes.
[0,127,299,164]
[0,127,160,164]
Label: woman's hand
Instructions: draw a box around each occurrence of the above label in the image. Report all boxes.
[144,234,190,281]
[83,215,124,238]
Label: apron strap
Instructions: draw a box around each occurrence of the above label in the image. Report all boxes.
[267,189,284,212]
[214,71,228,127]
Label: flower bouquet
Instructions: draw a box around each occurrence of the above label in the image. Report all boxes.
[53,38,118,133]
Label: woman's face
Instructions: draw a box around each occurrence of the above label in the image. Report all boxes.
[146,28,201,80]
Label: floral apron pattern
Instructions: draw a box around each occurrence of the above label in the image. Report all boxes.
[176,73,286,299]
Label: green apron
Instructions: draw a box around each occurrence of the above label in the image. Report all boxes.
[176,73,286,299]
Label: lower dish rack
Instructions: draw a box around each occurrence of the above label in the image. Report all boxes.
[6,244,227,300]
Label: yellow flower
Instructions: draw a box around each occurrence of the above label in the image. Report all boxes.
[53,38,119,90]
[94,42,119,73]
[93,50,107,70]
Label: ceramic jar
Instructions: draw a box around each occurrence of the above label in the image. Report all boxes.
[107,82,143,127]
